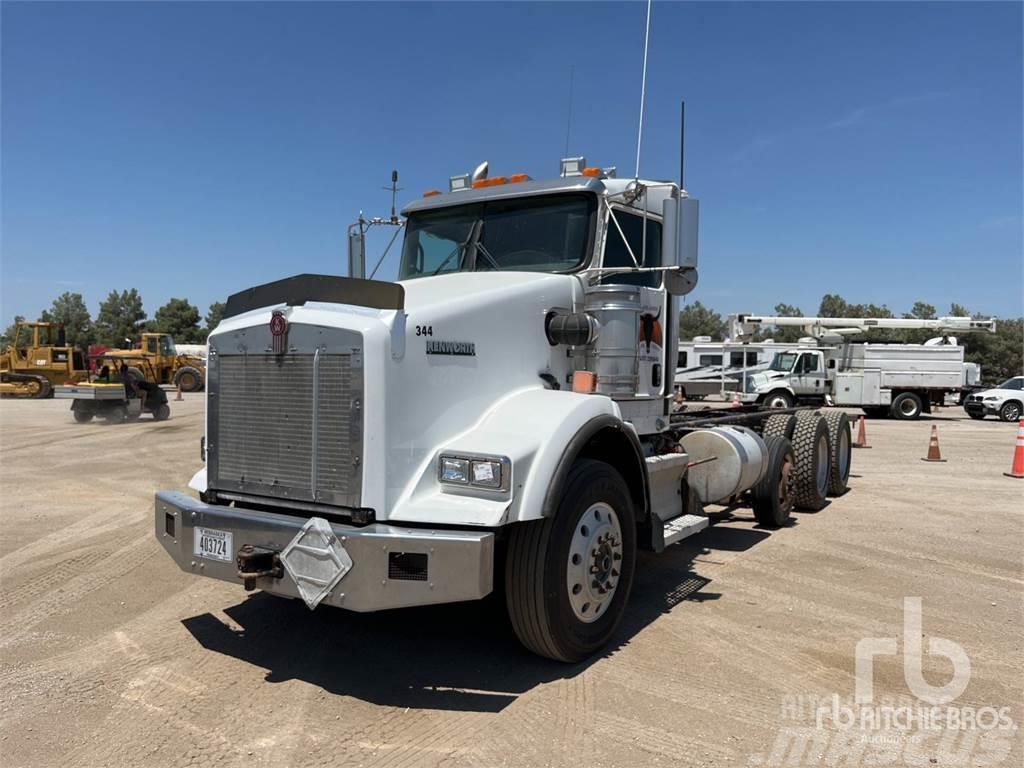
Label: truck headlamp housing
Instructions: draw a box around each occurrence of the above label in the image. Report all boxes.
[438,453,510,492]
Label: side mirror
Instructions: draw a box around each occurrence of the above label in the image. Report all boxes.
[348,228,366,279]
[661,195,700,296]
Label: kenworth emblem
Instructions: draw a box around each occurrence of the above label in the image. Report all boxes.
[426,340,476,356]
[269,310,288,354]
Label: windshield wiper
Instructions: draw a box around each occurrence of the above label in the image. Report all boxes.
[430,222,480,277]
[474,239,501,270]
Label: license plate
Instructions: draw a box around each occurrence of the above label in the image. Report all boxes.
[194,527,233,562]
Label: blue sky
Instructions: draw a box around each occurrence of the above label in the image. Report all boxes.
[2,1,1022,325]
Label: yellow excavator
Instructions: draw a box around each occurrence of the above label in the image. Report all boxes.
[0,321,89,398]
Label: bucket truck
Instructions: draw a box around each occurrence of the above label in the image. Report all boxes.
[730,314,996,418]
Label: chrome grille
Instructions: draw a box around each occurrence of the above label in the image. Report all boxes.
[210,351,362,507]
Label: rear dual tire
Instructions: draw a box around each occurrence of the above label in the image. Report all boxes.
[752,436,795,528]
[891,392,923,420]
[791,412,832,511]
[821,411,852,496]
[504,459,637,662]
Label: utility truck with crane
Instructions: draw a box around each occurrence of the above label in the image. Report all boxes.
[731,314,995,418]
[154,153,856,661]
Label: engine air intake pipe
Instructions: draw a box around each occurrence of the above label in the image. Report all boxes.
[545,312,600,347]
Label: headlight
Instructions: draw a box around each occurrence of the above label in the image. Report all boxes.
[440,457,470,484]
[984,396,999,401]
[438,453,509,491]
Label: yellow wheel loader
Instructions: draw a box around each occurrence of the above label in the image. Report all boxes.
[100,333,205,392]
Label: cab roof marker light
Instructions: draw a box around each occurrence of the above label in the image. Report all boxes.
[423,189,442,197]
[581,167,602,178]
[449,174,471,192]
[471,176,508,189]
[509,173,531,183]
[560,156,586,177]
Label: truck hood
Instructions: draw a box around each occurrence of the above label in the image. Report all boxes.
[748,370,787,391]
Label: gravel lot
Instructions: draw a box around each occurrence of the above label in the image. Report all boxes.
[1,394,1021,767]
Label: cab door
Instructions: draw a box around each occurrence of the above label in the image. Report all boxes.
[792,351,827,395]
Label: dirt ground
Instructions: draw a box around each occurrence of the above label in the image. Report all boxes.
[0,394,1021,768]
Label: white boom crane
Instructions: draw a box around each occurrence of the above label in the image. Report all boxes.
[730,314,997,340]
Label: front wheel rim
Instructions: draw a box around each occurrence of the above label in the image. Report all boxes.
[768,396,788,409]
[566,502,623,624]
[1005,404,1021,421]
[899,398,918,417]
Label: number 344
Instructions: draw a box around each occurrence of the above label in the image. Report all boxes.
[415,325,433,337]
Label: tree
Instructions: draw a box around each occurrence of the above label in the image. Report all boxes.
[678,301,727,341]
[1,315,26,347]
[95,289,147,347]
[950,303,970,317]
[152,298,203,343]
[39,292,94,347]
[205,301,226,334]
[905,301,936,320]
[818,294,849,318]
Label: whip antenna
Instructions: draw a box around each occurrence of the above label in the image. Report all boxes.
[563,64,575,157]
[634,0,653,180]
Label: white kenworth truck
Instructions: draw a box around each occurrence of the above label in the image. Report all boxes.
[155,159,854,661]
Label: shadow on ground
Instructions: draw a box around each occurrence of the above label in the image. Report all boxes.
[183,524,770,713]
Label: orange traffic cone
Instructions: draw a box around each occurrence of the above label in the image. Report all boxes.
[1004,420,1024,479]
[852,415,871,449]
[175,383,183,402]
[921,425,946,462]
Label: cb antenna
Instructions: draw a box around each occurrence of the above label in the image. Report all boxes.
[382,169,403,224]
[563,64,575,157]
[634,0,653,180]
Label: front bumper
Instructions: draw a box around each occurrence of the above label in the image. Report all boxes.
[963,400,994,416]
[155,491,494,612]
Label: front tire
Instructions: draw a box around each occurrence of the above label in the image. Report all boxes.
[999,401,1022,423]
[504,459,637,662]
[73,408,93,423]
[762,390,794,409]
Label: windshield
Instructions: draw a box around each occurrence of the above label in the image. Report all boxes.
[770,352,798,372]
[398,194,595,280]
[997,378,1022,390]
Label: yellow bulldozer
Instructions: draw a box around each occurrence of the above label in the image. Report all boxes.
[98,333,206,392]
[0,321,89,398]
